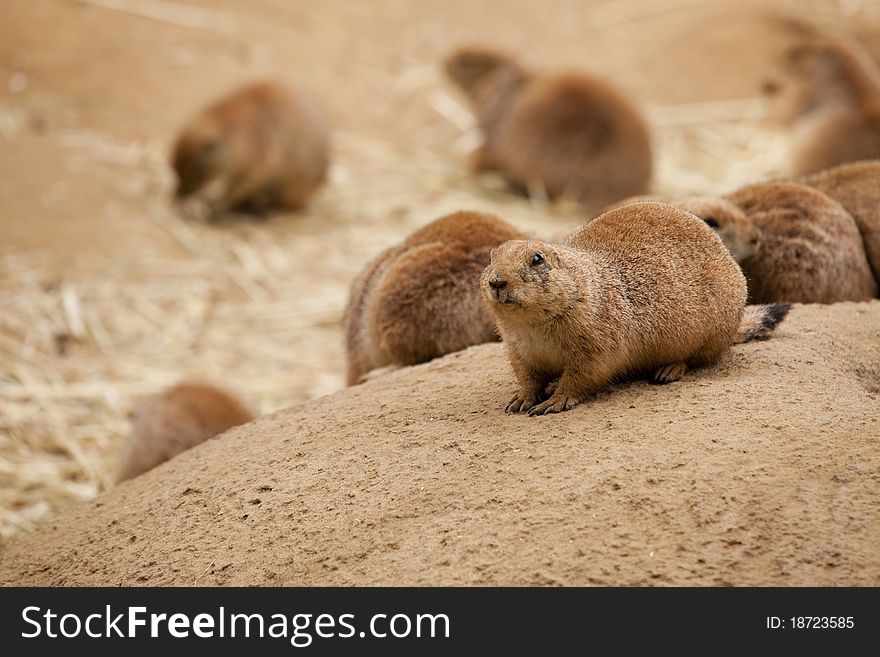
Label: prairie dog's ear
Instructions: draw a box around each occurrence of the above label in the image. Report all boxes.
[444,46,518,91]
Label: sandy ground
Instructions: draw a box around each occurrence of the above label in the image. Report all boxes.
[2,304,878,586]
[1,0,879,583]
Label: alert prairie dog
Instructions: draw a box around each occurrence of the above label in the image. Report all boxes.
[444,46,653,209]
[344,211,528,386]
[724,182,878,303]
[763,37,880,174]
[172,81,329,218]
[797,160,880,286]
[116,382,255,482]
[481,201,790,416]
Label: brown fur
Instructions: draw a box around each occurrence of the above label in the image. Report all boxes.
[445,46,652,209]
[172,81,329,217]
[763,37,880,174]
[724,182,878,303]
[116,382,255,482]
[675,197,761,262]
[481,201,789,416]
[797,160,880,287]
[344,211,528,386]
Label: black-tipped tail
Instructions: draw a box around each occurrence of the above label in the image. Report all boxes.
[736,302,792,343]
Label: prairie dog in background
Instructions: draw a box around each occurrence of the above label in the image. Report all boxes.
[445,46,653,211]
[172,81,329,218]
[344,211,528,386]
[724,182,878,303]
[116,382,255,482]
[797,160,880,287]
[763,36,880,174]
[675,197,761,263]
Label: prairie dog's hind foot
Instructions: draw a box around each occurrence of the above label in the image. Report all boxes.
[652,362,688,384]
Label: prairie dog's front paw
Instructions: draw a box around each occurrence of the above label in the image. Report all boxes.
[527,393,580,416]
[505,392,540,414]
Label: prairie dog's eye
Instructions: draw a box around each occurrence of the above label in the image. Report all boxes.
[704,217,719,229]
[531,252,544,266]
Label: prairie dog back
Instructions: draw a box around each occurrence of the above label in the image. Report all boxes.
[116,382,255,482]
[564,204,746,361]
[172,81,329,217]
[725,182,878,303]
[763,38,880,174]
[445,47,652,209]
[344,211,527,385]
[797,160,880,286]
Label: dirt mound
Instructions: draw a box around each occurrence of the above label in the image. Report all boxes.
[2,302,878,586]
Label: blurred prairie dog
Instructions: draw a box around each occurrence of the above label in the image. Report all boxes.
[116,382,255,482]
[675,197,761,263]
[172,81,329,218]
[344,211,527,386]
[444,46,653,210]
[723,182,878,303]
[763,37,880,174]
[481,202,790,416]
[797,160,880,286]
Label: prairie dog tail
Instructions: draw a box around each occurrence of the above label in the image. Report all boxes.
[736,303,792,343]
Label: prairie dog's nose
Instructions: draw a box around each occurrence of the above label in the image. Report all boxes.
[489,277,507,291]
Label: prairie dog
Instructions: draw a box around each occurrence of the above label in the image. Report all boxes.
[481,202,790,415]
[116,382,255,482]
[445,46,653,209]
[725,182,878,303]
[763,37,880,174]
[675,197,761,262]
[172,81,329,217]
[797,160,880,286]
[344,211,528,386]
